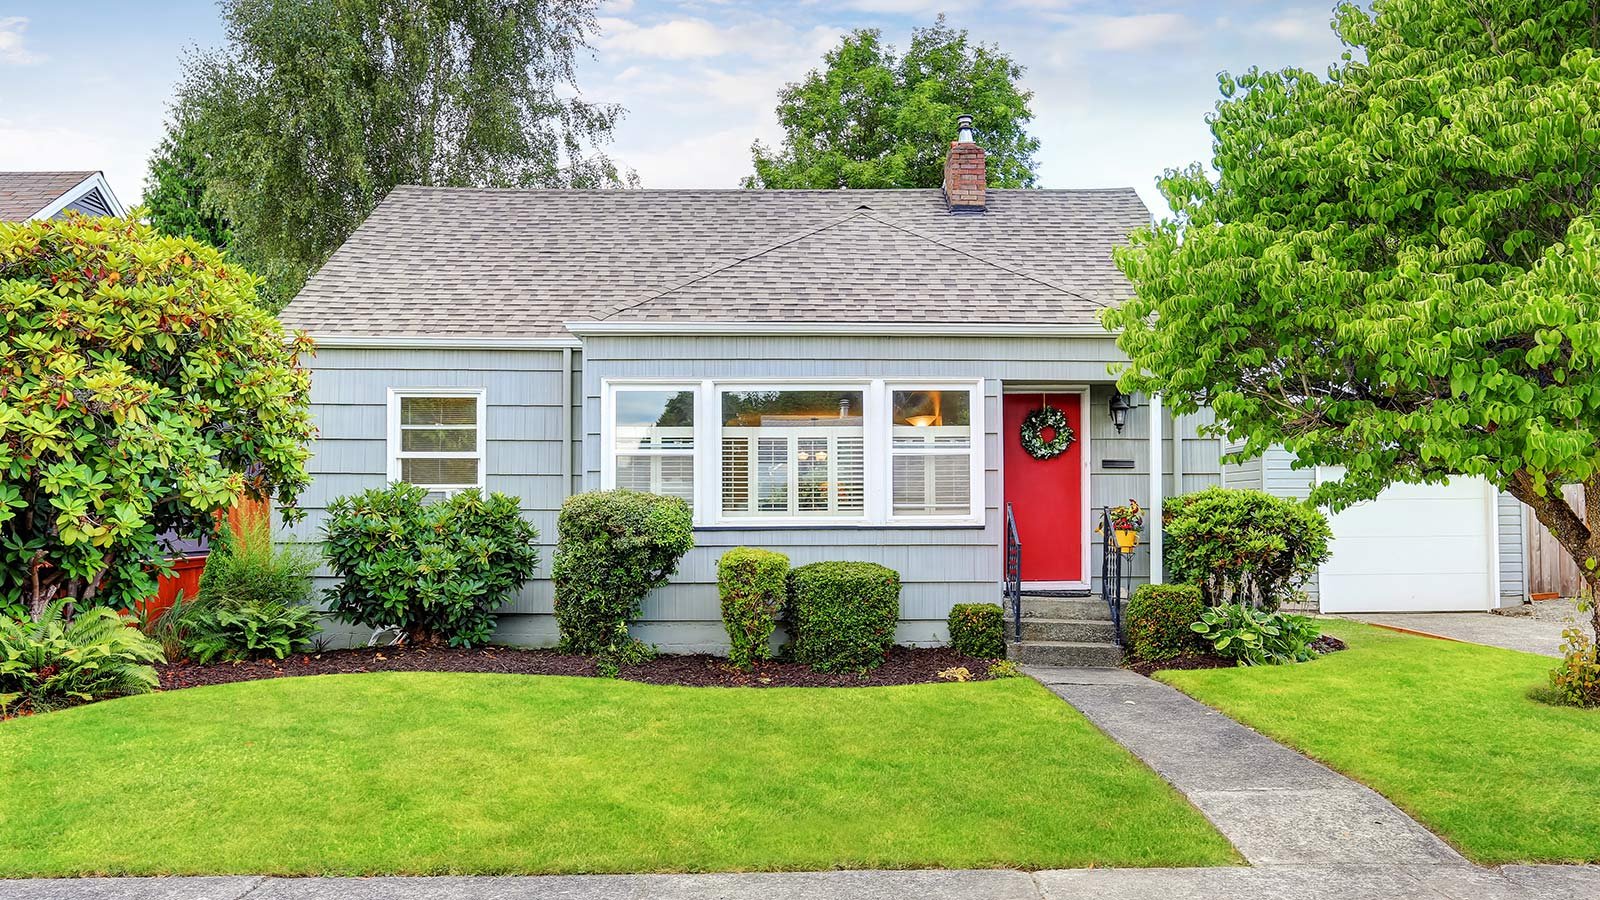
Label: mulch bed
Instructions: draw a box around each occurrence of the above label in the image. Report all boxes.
[156,644,1003,691]
[1123,633,1348,676]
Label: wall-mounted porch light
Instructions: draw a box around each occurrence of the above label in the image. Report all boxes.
[1109,389,1133,434]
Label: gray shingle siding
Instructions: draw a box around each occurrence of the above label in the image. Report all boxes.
[280,346,581,647]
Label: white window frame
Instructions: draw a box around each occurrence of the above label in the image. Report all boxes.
[386,387,487,494]
[600,382,701,506]
[599,377,985,528]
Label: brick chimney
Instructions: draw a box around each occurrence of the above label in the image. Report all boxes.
[943,114,986,212]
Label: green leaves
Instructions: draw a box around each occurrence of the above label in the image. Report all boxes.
[323,483,541,648]
[1106,0,1600,530]
[745,16,1039,189]
[156,0,628,309]
[2,214,314,614]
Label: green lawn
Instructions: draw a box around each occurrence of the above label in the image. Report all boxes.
[1159,620,1600,864]
[0,673,1236,876]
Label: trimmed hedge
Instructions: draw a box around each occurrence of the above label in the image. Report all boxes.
[552,490,694,658]
[1125,583,1206,661]
[948,603,1006,659]
[789,561,901,673]
[1164,487,1332,610]
[718,548,790,669]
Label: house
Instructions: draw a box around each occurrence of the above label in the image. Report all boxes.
[278,121,1527,660]
[0,171,126,222]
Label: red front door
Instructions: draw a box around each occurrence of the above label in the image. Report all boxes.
[1003,392,1085,584]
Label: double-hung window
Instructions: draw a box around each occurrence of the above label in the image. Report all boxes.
[602,379,984,525]
[609,386,697,507]
[889,388,974,517]
[387,388,485,494]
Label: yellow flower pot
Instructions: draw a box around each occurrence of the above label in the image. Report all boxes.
[1114,528,1139,551]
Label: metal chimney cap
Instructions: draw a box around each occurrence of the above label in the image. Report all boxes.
[956,114,974,142]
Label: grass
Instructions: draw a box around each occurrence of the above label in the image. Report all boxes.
[1159,619,1600,865]
[0,673,1237,876]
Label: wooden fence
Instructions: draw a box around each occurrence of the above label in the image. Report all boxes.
[1526,484,1588,598]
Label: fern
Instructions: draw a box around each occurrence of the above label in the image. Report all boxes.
[0,602,164,713]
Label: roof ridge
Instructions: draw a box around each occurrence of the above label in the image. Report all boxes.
[853,211,1113,309]
[591,209,880,321]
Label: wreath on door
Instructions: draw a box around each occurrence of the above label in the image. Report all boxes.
[1020,404,1075,460]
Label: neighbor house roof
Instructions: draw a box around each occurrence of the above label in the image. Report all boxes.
[280,186,1150,338]
[0,171,124,221]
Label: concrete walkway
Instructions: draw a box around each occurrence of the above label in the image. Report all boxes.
[1343,612,1567,657]
[4,865,1599,899]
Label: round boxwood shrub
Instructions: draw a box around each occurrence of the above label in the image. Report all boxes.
[788,561,901,673]
[1164,487,1332,610]
[1125,583,1206,661]
[552,490,694,657]
[323,484,541,647]
[948,602,1006,659]
[718,548,790,670]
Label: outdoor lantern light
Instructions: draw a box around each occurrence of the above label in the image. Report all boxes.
[1109,390,1132,434]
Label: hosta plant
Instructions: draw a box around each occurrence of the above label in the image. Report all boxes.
[1190,603,1321,667]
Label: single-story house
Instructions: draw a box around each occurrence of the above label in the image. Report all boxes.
[277,122,1528,661]
[0,171,126,222]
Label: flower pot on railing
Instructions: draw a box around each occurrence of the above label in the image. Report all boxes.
[1114,528,1139,552]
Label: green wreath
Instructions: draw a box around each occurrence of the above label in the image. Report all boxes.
[1020,405,1075,460]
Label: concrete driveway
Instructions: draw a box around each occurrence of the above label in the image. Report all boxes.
[1342,610,1571,657]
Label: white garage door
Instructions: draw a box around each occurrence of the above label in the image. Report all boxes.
[1317,472,1497,613]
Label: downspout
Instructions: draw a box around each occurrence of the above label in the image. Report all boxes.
[561,347,574,498]
[1149,393,1164,584]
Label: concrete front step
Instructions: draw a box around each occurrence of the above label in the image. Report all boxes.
[1019,597,1112,621]
[1019,617,1120,644]
[1008,640,1122,668]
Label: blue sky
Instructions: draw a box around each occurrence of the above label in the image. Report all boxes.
[0,1,1348,216]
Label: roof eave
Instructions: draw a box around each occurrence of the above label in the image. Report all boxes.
[562,321,1119,338]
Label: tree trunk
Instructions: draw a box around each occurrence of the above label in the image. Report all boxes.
[1507,470,1600,640]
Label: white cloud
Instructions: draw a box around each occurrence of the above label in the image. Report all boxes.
[596,16,806,60]
[829,0,974,12]
[1246,10,1333,44]
[597,0,633,13]
[0,17,45,66]
[1065,13,1193,52]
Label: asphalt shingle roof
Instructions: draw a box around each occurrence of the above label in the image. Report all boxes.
[280,186,1151,337]
[0,172,96,221]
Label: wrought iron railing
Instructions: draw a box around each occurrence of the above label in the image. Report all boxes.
[1099,507,1128,646]
[1004,502,1022,641]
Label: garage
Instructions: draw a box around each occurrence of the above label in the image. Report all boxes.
[1316,472,1499,613]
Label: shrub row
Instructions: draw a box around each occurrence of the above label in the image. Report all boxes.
[715,551,903,673]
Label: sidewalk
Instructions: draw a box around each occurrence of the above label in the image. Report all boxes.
[3,865,1598,899]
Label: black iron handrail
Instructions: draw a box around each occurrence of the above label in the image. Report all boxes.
[1099,507,1127,646]
[1004,502,1022,641]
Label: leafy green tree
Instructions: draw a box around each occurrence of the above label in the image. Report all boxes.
[160,0,628,309]
[143,120,232,251]
[1104,0,1600,636]
[745,16,1038,189]
[0,214,315,619]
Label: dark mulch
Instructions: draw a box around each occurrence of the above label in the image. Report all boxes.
[1311,634,1348,654]
[156,644,1002,692]
[1124,653,1235,676]
[1124,633,1349,676]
